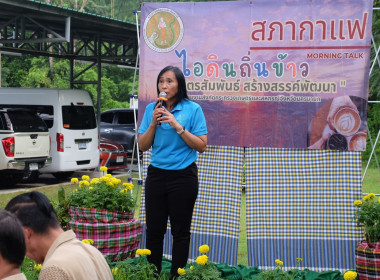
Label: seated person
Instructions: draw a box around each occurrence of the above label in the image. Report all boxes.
[0,210,27,280]
[5,191,113,280]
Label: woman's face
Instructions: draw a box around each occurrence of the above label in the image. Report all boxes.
[158,70,178,101]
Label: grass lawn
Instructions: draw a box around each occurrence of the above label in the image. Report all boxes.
[362,165,380,194]
[0,184,77,209]
[0,166,379,266]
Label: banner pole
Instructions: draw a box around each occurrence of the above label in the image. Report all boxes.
[128,9,142,183]
[362,124,380,181]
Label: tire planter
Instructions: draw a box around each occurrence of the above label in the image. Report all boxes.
[69,206,142,262]
[355,240,380,280]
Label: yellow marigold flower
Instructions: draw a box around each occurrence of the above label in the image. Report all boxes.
[82,175,90,181]
[100,166,108,172]
[190,266,194,270]
[107,182,114,188]
[71,178,79,184]
[196,255,208,265]
[275,259,284,266]
[344,271,357,280]
[354,200,363,207]
[112,267,119,276]
[79,180,90,187]
[177,268,186,275]
[378,197,380,204]
[81,239,94,245]
[34,264,42,271]
[143,249,151,256]
[120,189,126,193]
[363,195,370,201]
[111,178,120,185]
[89,187,94,190]
[123,182,134,190]
[369,193,376,199]
[136,249,143,256]
[90,178,99,184]
[199,244,210,254]
[106,174,112,178]
[100,176,108,182]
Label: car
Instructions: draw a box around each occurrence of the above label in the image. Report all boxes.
[0,108,51,186]
[0,88,99,180]
[100,108,139,156]
[99,138,127,172]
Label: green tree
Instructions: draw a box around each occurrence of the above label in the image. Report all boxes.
[19,57,53,88]
[3,55,33,87]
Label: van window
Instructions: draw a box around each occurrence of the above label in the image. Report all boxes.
[6,110,48,132]
[62,105,96,130]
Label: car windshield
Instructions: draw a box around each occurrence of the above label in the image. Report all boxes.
[6,110,49,132]
[62,104,97,130]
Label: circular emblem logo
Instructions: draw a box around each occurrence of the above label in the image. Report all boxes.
[143,8,184,53]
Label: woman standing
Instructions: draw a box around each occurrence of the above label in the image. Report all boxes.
[138,66,207,279]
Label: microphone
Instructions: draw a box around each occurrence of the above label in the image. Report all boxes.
[156,92,167,126]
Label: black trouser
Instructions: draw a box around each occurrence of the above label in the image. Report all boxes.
[145,162,198,277]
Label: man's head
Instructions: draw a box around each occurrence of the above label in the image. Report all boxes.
[0,210,26,267]
[5,191,61,263]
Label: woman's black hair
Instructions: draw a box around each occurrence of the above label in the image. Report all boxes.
[5,191,60,234]
[0,210,26,266]
[156,65,188,109]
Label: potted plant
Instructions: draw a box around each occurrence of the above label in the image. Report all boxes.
[353,193,380,280]
[67,168,142,262]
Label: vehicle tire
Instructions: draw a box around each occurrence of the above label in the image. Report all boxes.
[0,171,23,187]
[22,170,40,183]
[52,171,74,179]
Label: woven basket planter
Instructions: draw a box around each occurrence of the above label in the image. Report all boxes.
[69,206,142,262]
[355,240,380,280]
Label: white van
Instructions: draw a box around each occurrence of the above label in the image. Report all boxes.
[0,88,99,180]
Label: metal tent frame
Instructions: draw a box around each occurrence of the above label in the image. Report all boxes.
[363,8,380,184]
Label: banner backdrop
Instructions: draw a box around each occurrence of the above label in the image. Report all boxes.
[139,0,373,151]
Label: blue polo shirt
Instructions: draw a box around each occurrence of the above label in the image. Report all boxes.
[138,99,207,170]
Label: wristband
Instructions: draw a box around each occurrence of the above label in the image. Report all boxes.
[177,126,185,135]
